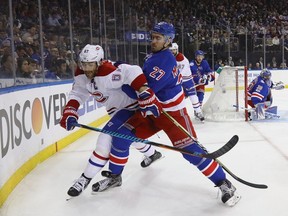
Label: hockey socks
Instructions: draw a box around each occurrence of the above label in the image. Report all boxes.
[83,150,109,179]
[182,143,226,185]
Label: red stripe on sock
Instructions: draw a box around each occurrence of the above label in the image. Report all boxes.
[93,151,109,160]
[202,160,218,176]
[109,154,128,165]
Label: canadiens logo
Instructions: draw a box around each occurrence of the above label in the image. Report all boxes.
[112,74,121,81]
[90,91,109,103]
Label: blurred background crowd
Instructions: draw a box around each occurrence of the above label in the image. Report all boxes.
[0,0,288,88]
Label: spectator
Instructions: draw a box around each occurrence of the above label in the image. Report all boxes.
[272,34,280,51]
[237,58,244,66]
[6,19,22,46]
[46,11,62,27]
[228,56,235,67]
[15,45,28,59]
[22,24,38,44]
[45,59,72,80]
[65,50,77,74]
[279,62,287,69]
[29,58,42,78]
[254,62,262,70]
[16,57,34,79]
[53,58,73,79]
[0,54,14,78]
[271,57,277,68]
[214,59,223,71]
[266,63,273,69]
[258,57,264,69]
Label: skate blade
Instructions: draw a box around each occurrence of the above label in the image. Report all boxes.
[225,193,241,207]
[193,116,205,123]
[66,196,76,201]
[91,182,122,194]
[141,155,165,168]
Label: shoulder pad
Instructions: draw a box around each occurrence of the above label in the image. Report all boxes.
[97,61,117,76]
[176,53,184,61]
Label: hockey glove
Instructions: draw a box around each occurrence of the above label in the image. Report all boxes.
[199,75,207,84]
[138,88,162,118]
[272,81,285,90]
[60,100,79,131]
[207,74,213,82]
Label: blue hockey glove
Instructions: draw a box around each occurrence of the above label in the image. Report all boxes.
[138,88,162,118]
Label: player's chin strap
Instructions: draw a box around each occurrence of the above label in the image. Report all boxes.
[162,110,268,189]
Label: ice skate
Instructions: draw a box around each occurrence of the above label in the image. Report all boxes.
[67,174,91,197]
[92,171,122,192]
[194,110,205,122]
[218,179,241,207]
[141,150,162,168]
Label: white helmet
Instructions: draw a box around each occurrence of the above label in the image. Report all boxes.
[79,44,104,65]
[170,42,178,50]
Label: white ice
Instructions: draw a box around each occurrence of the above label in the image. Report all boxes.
[1,89,288,216]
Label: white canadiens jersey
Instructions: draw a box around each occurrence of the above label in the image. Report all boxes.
[175,52,192,83]
[69,62,142,116]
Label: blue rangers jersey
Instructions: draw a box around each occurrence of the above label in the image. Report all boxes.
[189,59,214,84]
[247,75,272,105]
[142,49,185,111]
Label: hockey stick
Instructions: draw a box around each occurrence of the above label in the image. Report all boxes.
[73,123,235,159]
[162,110,268,189]
[191,83,204,89]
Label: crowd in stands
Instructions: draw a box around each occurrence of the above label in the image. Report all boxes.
[0,0,288,87]
[129,0,288,68]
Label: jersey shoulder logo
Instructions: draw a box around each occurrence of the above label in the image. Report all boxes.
[112,74,121,81]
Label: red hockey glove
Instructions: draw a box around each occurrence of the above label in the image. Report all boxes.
[60,100,80,131]
[137,88,162,118]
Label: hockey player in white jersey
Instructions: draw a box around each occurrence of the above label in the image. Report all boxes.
[60,44,162,197]
[170,43,204,122]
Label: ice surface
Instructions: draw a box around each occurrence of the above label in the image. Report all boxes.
[1,90,288,216]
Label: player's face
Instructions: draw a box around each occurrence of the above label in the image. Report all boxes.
[81,62,98,79]
[150,32,169,52]
[170,48,177,56]
[195,55,204,63]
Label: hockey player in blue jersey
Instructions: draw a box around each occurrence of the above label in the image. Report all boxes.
[189,50,215,110]
[247,68,284,120]
[91,21,240,206]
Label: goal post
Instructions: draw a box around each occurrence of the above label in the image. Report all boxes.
[202,66,248,121]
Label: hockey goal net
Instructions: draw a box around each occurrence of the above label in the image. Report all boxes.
[202,66,248,121]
